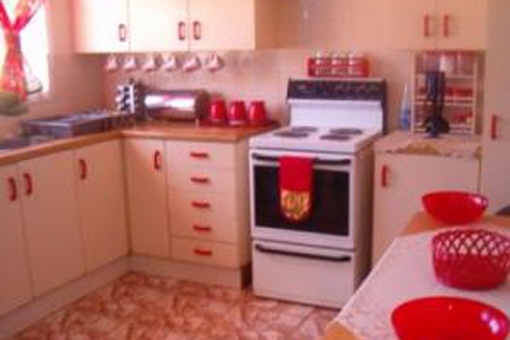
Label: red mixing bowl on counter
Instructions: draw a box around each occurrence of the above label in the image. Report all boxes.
[422,191,489,224]
[391,296,509,340]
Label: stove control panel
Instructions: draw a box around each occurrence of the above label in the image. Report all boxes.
[287,79,386,101]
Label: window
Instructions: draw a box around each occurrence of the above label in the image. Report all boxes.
[0,1,49,95]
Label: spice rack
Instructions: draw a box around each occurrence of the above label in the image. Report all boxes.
[412,51,482,135]
[307,52,370,78]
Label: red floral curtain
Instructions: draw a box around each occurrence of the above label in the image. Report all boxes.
[0,0,45,101]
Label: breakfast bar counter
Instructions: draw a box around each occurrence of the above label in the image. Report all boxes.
[322,212,510,340]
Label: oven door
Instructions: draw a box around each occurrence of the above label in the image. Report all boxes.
[249,149,355,249]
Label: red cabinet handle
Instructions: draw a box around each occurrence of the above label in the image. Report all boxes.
[192,20,201,40]
[491,115,498,140]
[191,201,211,209]
[189,151,209,159]
[153,150,162,171]
[190,176,210,184]
[178,21,186,41]
[443,14,450,38]
[193,224,212,232]
[193,248,212,256]
[79,159,87,180]
[23,173,33,196]
[423,14,431,38]
[381,165,389,188]
[118,23,127,42]
[7,177,17,202]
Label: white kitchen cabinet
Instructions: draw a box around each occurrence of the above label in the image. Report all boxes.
[20,151,85,296]
[71,0,129,53]
[386,0,487,50]
[75,140,128,272]
[124,138,169,257]
[372,152,479,264]
[480,0,510,214]
[0,165,32,316]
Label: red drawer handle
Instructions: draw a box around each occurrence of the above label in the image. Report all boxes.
[193,224,212,232]
[443,14,450,38]
[178,21,186,41]
[191,201,211,209]
[193,248,212,256]
[192,20,202,40]
[190,176,210,184]
[189,151,209,159]
[154,150,162,171]
[7,177,17,202]
[23,173,33,196]
[423,14,431,38]
[79,159,87,180]
[491,115,498,140]
[118,23,127,42]
[381,165,389,188]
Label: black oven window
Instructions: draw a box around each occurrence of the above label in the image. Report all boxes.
[254,166,349,236]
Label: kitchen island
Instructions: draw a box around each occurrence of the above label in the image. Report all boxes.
[323,212,510,340]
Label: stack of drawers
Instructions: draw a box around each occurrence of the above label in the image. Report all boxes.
[165,140,250,269]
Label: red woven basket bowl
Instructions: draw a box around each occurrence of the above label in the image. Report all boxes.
[422,191,488,225]
[432,229,510,290]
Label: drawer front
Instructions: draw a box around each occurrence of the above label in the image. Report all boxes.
[166,141,237,170]
[169,190,238,221]
[168,167,236,194]
[170,210,240,243]
[171,237,244,268]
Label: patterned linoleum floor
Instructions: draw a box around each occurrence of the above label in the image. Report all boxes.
[15,272,338,340]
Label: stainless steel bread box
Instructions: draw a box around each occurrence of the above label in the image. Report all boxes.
[144,89,210,121]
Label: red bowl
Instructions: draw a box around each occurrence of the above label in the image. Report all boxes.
[392,296,509,340]
[422,191,488,224]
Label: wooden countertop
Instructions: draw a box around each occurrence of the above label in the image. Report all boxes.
[0,122,277,166]
[322,212,510,340]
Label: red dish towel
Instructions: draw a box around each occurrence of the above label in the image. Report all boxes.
[279,156,314,222]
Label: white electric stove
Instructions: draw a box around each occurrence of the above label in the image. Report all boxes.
[249,78,386,308]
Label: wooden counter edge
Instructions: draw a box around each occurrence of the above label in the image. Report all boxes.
[322,211,510,340]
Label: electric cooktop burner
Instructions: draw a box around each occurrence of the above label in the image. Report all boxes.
[329,128,364,135]
[273,131,309,138]
[288,126,318,133]
[320,134,352,141]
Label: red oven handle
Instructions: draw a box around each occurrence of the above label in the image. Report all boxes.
[7,177,17,202]
[255,244,352,262]
[381,165,389,188]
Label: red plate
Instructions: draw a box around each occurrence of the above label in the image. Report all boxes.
[422,191,488,225]
[392,296,509,340]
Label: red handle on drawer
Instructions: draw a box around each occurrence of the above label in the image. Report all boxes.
[190,176,210,184]
[193,224,212,233]
[178,21,186,41]
[7,177,17,202]
[491,115,498,140]
[79,159,87,180]
[381,165,389,188]
[443,14,450,37]
[193,248,212,256]
[191,201,211,209]
[189,151,209,159]
[423,14,431,38]
[154,150,162,171]
[23,173,33,196]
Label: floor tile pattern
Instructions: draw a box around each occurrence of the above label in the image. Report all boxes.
[15,272,338,340]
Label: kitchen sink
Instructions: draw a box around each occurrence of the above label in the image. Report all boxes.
[0,135,57,151]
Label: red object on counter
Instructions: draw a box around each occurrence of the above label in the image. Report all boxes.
[392,296,509,340]
[279,157,313,222]
[422,191,488,224]
[248,101,268,126]
[432,228,510,290]
[307,56,370,78]
[228,101,247,126]
[209,99,228,124]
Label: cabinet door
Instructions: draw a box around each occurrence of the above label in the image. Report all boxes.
[129,0,188,52]
[436,0,487,50]
[20,151,84,296]
[372,153,479,264]
[189,0,257,50]
[386,0,437,50]
[0,165,32,316]
[480,0,510,213]
[124,139,169,257]
[71,0,129,53]
[75,141,128,272]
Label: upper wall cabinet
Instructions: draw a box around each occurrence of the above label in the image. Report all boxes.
[387,0,487,50]
[71,0,278,53]
[71,0,129,53]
